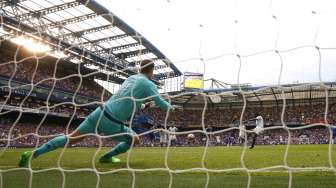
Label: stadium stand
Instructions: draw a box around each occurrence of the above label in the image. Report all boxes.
[1,102,334,148]
[0,55,109,99]
[146,103,336,128]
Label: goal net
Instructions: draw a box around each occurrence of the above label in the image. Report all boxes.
[1,0,336,188]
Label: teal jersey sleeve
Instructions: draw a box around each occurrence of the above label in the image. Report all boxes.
[144,79,172,111]
[104,74,172,122]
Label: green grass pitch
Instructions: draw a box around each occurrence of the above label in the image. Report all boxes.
[1,145,336,188]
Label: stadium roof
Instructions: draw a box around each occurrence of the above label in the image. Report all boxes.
[172,82,336,106]
[0,0,182,82]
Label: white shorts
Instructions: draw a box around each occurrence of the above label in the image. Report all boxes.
[160,134,168,143]
[169,135,177,140]
[239,130,246,138]
[253,127,264,135]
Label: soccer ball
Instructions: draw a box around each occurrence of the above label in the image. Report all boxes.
[187,133,195,139]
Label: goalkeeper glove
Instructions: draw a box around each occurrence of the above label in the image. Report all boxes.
[171,105,183,111]
[141,101,156,110]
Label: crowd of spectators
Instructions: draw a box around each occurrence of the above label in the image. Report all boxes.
[0,57,110,99]
[146,103,336,128]
[0,117,333,148]
[0,118,115,148]
[138,126,331,147]
[0,95,93,118]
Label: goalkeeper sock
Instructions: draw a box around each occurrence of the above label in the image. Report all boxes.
[100,142,131,160]
[33,135,68,158]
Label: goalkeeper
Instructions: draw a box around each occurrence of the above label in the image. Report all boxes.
[19,60,179,167]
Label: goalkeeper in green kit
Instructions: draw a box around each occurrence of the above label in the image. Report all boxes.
[19,60,180,167]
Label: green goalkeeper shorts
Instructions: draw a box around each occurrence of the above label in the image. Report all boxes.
[77,107,135,143]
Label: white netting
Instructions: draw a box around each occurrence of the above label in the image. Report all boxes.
[1,0,336,188]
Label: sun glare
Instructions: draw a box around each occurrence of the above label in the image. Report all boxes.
[10,36,51,53]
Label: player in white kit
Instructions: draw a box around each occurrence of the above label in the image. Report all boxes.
[238,125,246,145]
[159,129,168,147]
[250,114,264,149]
[168,126,178,146]
[215,135,221,145]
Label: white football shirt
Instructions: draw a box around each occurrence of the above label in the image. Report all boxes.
[255,116,264,129]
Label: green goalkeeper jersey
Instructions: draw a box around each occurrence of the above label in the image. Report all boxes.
[104,73,172,122]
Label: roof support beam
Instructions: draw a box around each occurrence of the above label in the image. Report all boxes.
[154,65,168,70]
[83,33,131,45]
[116,49,151,59]
[133,58,162,65]
[46,13,98,28]
[291,88,295,106]
[309,85,312,105]
[1,0,28,7]
[60,24,115,37]
[111,42,141,51]
[18,1,81,20]
[94,42,140,54]
[253,92,262,106]
[270,88,278,106]
[154,72,175,80]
